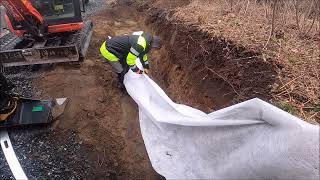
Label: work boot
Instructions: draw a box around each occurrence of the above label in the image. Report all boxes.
[116,81,129,95]
[117,82,126,91]
[117,72,125,83]
[117,73,126,90]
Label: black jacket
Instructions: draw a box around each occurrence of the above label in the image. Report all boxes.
[105,34,151,67]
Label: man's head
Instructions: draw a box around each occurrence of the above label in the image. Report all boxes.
[143,32,162,50]
[151,35,161,49]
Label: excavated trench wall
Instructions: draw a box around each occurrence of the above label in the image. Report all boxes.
[130,2,278,112]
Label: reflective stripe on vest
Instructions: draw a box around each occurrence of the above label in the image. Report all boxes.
[126,35,147,66]
[130,47,140,56]
[143,54,148,61]
[133,31,143,35]
[100,41,119,61]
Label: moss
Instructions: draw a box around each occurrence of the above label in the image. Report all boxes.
[314,103,320,113]
[278,101,297,114]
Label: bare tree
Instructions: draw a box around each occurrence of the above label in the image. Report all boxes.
[231,0,234,12]
[264,0,278,49]
[294,0,302,34]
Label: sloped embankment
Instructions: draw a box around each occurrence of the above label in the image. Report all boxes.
[131,1,278,112]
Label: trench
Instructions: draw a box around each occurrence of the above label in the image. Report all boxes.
[2,1,278,179]
[136,2,277,113]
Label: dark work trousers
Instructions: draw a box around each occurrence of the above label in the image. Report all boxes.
[106,59,129,87]
[117,59,129,85]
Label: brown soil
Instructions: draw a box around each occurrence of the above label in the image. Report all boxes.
[35,6,162,179]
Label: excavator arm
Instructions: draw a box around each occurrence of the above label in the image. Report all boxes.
[0,0,45,38]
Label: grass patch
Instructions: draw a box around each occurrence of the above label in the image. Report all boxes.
[314,103,320,113]
[278,101,297,114]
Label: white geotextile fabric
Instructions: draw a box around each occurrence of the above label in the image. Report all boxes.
[124,71,320,179]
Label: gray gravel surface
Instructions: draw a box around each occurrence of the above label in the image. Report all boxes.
[1,128,95,180]
[3,67,43,98]
[11,129,94,180]
[83,0,108,19]
[0,150,14,179]
[0,0,109,179]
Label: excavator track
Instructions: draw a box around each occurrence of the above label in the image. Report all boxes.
[0,20,93,67]
[0,33,20,51]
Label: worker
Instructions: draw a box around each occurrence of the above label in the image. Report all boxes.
[99,31,161,89]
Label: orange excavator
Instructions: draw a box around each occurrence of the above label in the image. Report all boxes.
[0,0,93,67]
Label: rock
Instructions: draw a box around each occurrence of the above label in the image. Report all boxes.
[98,97,105,103]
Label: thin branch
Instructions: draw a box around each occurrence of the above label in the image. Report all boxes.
[205,66,240,96]
[243,0,250,16]
[231,55,262,61]
[295,0,301,34]
[307,112,319,121]
[263,0,278,50]
[188,35,209,54]
[306,12,317,35]
[279,76,300,90]
[278,75,293,102]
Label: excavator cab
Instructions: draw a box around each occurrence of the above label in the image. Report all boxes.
[34,0,74,17]
[32,0,81,24]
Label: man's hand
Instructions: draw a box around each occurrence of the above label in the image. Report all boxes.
[136,69,143,74]
[131,66,143,74]
[144,69,149,74]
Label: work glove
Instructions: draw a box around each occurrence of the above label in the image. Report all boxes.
[144,69,149,74]
[131,66,143,74]
[136,69,143,74]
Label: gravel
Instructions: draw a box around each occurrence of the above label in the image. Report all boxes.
[11,129,94,180]
[0,150,14,179]
[83,0,108,19]
[1,128,95,180]
[3,66,42,98]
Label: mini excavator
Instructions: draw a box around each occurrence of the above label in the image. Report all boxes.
[0,0,93,67]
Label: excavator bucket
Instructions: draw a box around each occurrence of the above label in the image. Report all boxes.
[0,42,79,67]
[0,96,68,128]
